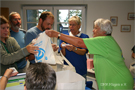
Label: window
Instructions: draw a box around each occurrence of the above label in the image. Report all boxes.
[22,6,52,30]
[22,5,86,44]
[54,6,86,44]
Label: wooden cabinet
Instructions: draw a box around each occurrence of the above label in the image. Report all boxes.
[0,7,9,20]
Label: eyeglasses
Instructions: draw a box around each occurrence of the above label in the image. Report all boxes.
[69,24,77,27]
[12,18,21,21]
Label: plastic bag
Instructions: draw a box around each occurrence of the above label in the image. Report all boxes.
[34,32,56,64]
[51,51,76,72]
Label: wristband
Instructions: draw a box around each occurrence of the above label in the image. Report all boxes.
[3,75,8,80]
[58,33,61,39]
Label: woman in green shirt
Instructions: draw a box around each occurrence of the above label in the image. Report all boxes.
[45,18,134,90]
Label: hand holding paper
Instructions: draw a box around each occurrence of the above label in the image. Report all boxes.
[8,67,18,77]
[4,68,18,78]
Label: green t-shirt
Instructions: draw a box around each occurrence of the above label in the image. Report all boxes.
[83,36,134,89]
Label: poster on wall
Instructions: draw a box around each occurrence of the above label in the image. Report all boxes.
[121,25,131,32]
[127,12,135,20]
[110,16,118,26]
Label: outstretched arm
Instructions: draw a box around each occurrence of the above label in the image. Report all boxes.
[45,30,87,49]
[0,69,17,90]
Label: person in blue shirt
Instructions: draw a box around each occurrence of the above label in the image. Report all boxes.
[59,16,89,81]
[9,12,28,73]
[25,11,58,64]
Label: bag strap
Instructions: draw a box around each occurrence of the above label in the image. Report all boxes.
[60,51,74,67]
[54,52,64,65]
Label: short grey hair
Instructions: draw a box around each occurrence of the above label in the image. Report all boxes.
[94,18,113,35]
[9,12,19,21]
[68,16,81,25]
[25,62,56,90]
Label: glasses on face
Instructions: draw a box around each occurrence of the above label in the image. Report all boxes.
[69,24,77,27]
[12,18,21,21]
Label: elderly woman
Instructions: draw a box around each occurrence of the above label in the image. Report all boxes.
[0,16,39,75]
[46,18,134,89]
[59,16,89,80]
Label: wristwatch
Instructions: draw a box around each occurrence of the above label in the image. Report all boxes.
[58,33,61,39]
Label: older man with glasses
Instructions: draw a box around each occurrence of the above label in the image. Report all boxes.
[9,12,28,73]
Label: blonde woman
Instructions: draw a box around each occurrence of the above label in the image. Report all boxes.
[59,16,89,81]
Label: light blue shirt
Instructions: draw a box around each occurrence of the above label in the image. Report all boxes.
[10,29,27,69]
[24,26,43,63]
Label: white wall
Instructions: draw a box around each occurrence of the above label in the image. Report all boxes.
[0,0,134,68]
